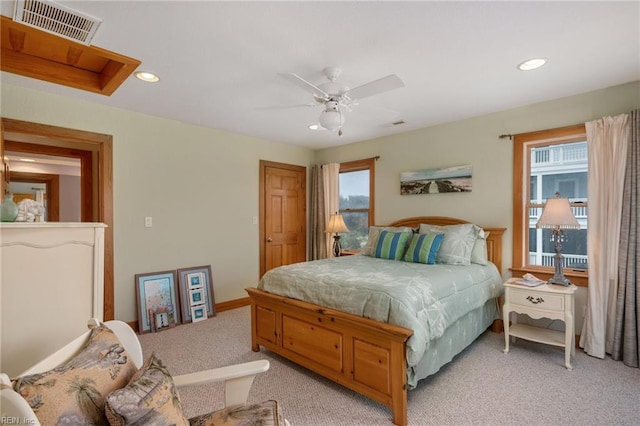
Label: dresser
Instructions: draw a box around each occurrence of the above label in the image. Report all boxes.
[502,277,577,369]
[0,222,106,376]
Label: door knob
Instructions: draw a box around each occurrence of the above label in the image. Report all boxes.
[266,237,273,242]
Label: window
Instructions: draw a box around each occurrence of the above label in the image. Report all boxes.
[512,125,588,286]
[338,157,376,252]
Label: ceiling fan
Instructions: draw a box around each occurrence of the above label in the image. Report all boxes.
[279,67,404,135]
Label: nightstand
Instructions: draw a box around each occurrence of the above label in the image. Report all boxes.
[503,277,577,369]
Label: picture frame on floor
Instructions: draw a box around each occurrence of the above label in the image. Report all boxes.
[177,265,216,322]
[135,270,181,334]
[189,288,206,306]
[190,304,207,323]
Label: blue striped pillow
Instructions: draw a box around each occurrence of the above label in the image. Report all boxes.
[403,232,444,264]
[374,230,412,260]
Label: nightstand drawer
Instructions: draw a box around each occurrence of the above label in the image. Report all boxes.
[509,288,564,311]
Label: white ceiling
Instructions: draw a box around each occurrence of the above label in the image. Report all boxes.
[1,1,638,150]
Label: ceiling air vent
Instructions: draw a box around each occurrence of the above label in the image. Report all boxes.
[13,0,102,45]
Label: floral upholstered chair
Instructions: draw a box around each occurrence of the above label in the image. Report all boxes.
[0,318,286,425]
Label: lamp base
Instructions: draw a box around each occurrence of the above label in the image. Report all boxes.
[548,276,572,286]
[549,235,572,286]
[332,235,342,257]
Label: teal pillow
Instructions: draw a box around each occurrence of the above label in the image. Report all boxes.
[374,230,411,260]
[404,232,444,264]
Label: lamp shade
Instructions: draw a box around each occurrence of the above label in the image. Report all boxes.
[326,214,349,234]
[319,101,343,131]
[536,197,580,229]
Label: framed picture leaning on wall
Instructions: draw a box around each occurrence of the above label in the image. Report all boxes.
[135,270,181,333]
[177,265,216,322]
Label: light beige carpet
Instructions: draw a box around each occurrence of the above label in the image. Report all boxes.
[138,306,640,425]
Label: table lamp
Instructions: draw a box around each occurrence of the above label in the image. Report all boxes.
[326,213,349,257]
[536,193,580,286]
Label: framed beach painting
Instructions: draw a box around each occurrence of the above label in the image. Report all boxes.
[177,265,216,322]
[400,164,472,195]
[135,270,180,333]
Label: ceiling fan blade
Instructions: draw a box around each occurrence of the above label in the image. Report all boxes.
[279,73,329,99]
[345,74,404,101]
[256,103,317,111]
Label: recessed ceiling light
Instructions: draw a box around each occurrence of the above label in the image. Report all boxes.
[308,124,320,130]
[135,71,160,82]
[517,58,547,71]
[19,158,36,162]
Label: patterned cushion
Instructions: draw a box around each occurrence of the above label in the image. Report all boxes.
[403,232,444,264]
[361,226,413,256]
[13,324,137,426]
[105,353,188,426]
[419,223,480,265]
[189,400,284,426]
[374,230,412,260]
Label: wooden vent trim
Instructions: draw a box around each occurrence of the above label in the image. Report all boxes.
[1,15,141,96]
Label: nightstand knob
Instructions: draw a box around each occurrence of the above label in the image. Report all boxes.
[526,295,544,304]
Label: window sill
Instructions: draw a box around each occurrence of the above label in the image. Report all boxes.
[510,266,588,287]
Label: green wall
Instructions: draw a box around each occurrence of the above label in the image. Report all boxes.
[2,80,638,325]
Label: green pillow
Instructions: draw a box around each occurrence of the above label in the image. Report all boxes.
[374,230,411,260]
[404,232,444,264]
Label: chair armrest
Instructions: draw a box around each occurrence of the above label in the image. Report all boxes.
[172,360,269,407]
[1,374,41,425]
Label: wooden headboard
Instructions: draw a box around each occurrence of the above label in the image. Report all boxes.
[386,216,506,273]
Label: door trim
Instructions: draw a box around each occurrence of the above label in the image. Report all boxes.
[1,118,114,320]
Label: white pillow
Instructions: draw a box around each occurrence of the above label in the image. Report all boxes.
[418,223,480,265]
[470,230,490,265]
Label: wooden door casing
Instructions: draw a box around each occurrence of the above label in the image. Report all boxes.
[259,160,306,277]
[1,118,114,320]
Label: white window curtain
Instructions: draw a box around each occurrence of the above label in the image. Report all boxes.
[322,163,340,256]
[580,113,631,358]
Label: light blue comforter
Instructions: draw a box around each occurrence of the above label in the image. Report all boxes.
[258,255,503,367]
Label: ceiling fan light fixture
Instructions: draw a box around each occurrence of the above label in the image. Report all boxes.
[319,110,342,131]
[319,102,343,131]
[280,67,404,135]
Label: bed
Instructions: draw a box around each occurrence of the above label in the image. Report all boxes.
[246,216,505,426]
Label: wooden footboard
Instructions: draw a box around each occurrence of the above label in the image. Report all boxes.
[246,287,413,426]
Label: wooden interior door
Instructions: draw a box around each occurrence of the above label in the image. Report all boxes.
[259,160,306,277]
